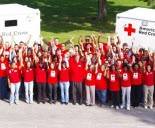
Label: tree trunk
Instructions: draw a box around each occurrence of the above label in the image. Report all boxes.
[98,0,107,20]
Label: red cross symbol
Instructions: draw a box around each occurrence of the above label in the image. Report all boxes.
[124,23,136,36]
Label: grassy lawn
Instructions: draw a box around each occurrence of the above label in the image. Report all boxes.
[0,0,151,43]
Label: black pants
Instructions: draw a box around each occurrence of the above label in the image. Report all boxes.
[48,83,58,102]
[37,83,46,102]
[0,77,9,99]
[72,82,83,104]
[111,91,120,106]
[131,85,142,107]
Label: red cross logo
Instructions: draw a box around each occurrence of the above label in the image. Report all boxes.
[124,23,136,36]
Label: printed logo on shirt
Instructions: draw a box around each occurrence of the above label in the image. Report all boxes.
[133,73,138,79]
[1,63,6,70]
[97,73,102,80]
[50,71,55,77]
[87,73,92,80]
[123,73,128,80]
[14,70,17,72]
[78,64,81,67]
[111,74,115,81]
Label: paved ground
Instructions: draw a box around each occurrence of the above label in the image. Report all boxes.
[0,100,155,128]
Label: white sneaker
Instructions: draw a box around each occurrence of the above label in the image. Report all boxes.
[9,103,13,106]
[127,107,130,111]
[30,101,33,104]
[144,106,148,109]
[15,102,19,105]
[116,106,119,110]
[110,105,114,108]
[120,105,124,109]
[149,106,153,110]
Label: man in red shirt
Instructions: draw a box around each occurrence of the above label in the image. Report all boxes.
[131,63,143,108]
[120,64,132,110]
[35,62,47,104]
[107,64,120,109]
[22,61,34,104]
[95,64,108,106]
[58,56,70,105]
[47,62,58,104]
[85,62,96,106]
[70,55,84,105]
[0,55,9,100]
[144,64,154,109]
[8,62,21,104]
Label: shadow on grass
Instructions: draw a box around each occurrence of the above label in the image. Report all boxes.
[0,0,149,33]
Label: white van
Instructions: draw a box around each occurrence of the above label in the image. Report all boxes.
[115,7,155,51]
[0,4,40,46]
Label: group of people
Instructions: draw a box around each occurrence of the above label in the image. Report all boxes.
[0,33,155,111]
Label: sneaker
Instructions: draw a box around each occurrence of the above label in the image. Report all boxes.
[116,106,119,110]
[120,105,124,109]
[149,106,153,110]
[110,105,114,108]
[144,106,148,109]
[127,107,130,111]
[72,102,76,105]
[26,101,29,104]
[15,102,19,105]
[29,102,33,104]
[9,102,13,106]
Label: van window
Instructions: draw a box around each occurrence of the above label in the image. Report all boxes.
[5,20,17,27]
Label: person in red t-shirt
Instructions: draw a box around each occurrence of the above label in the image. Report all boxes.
[143,64,154,109]
[58,56,70,104]
[8,62,21,104]
[120,64,132,110]
[0,55,9,100]
[85,63,96,106]
[70,55,84,105]
[107,64,120,109]
[47,62,58,104]
[95,64,108,106]
[22,61,34,104]
[131,63,143,108]
[35,62,47,104]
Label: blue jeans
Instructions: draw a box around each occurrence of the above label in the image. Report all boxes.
[96,90,107,104]
[0,77,9,99]
[59,82,70,103]
[10,82,21,104]
[24,81,34,103]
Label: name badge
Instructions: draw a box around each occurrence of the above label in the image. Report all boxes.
[123,73,128,80]
[87,73,92,80]
[111,74,115,81]
[133,73,138,79]
[51,71,55,77]
[1,63,6,70]
[97,73,102,80]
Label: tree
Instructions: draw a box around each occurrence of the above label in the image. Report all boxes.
[98,0,107,20]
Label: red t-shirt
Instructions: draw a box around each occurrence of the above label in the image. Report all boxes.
[85,70,96,86]
[0,61,8,77]
[22,68,34,82]
[121,71,131,87]
[131,71,142,86]
[59,68,70,82]
[8,68,21,83]
[35,67,46,83]
[95,70,107,90]
[70,59,85,82]
[144,71,154,86]
[47,69,58,84]
[109,71,120,91]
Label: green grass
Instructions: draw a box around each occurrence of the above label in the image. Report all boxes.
[0,0,151,43]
